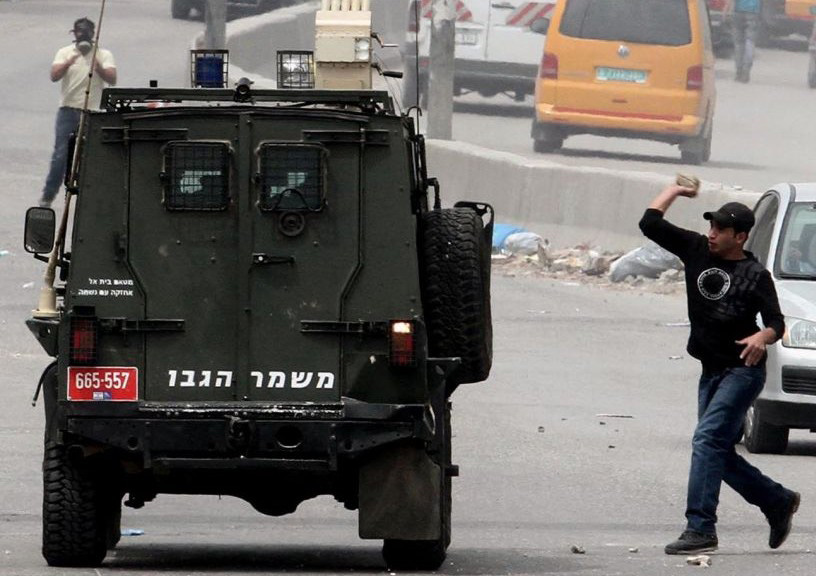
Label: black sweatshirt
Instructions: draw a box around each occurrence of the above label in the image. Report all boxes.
[639,208,785,371]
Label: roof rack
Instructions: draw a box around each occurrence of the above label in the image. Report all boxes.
[101,87,394,114]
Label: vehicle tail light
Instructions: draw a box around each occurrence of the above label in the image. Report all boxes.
[389,320,415,367]
[70,317,98,365]
[686,65,703,90]
[539,52,558,80]
[707,0,726,11]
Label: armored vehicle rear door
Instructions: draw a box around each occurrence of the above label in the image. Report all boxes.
[128,122,241,402]
[244,116,363,402]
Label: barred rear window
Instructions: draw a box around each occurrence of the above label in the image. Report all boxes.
[258,144,325,212]
[163,142,230,211]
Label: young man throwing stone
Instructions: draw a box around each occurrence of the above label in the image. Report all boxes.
[639,181,800,555]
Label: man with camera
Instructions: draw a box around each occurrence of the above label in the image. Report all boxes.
[39,17,116,207]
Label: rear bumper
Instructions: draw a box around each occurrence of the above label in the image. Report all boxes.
[61,400,432,471]
[533,103,703,143]
[406,55,538,95]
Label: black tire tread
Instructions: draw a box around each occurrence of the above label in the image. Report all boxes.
[422,208,492,385]
[42,442,108,567]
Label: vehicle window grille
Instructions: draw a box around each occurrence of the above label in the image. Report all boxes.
[163,142,230,211]
[258,145,325,212]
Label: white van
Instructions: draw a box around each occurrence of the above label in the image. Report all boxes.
[401,0,552,107]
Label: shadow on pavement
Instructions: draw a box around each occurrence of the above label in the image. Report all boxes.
[454,101,535,118]
[107,543,591,574]
[543,148,762,172]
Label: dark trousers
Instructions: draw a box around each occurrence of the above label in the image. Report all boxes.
[685,366,789,535]
[42,106,82,203]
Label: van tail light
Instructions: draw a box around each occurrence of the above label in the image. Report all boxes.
[686,66,703,90]
[389,320,416,367]
[707,0,726,11]
[70,317,98,365]
[539,52,558,79]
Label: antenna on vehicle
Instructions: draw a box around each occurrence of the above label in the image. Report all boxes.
[414,0,421,127]
[33,0,107,319]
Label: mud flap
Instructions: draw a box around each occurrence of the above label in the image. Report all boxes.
[358,442,441,540]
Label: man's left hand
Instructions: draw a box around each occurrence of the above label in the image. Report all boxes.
[736,332,767,366]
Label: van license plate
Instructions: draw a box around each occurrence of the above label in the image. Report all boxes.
[596,67,647,84]
[455,30,479,45]
[68,367,138,401]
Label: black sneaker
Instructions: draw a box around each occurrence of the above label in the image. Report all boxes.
[768,491,800,549]
[664,530,718,555]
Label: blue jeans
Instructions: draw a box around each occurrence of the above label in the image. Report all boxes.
[686,366,789,535]
[42,107,82,203]
[733,12,759,77]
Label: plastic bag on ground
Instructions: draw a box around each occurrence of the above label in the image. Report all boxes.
[503,232,545,256]
[609,241,682,282]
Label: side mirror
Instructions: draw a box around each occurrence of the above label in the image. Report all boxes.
[24,207,56,254]
[530,17,550,35]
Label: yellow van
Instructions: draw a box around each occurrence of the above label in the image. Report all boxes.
[785,0,816,20]
[531,0,717,164]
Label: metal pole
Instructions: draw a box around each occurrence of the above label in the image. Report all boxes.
[427,0,455,140]
[205,0,227,49]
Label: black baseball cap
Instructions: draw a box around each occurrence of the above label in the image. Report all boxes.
[73,17,95,31]
[703,202,755,233]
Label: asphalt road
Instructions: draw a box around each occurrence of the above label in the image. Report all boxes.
[2,2,816,575]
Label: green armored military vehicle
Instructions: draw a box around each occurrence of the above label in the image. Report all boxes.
[23,4,492,571]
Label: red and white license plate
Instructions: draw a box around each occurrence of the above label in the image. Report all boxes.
[67,367,138,401]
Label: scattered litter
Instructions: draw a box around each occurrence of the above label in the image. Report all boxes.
[121,528,144,536]
[628,547,639,553]
[22,282,35,289]
[599,421,606,426]
[596,414,634,419]
[609,241,682,282]
[0,250,9,258]
[665,321,691,327]
[669,355,683,360]
[570,545,586,554]
[561,418,567,421]
[4,550,9,555]
[686,555,711,567]
[504,232,546,256]
[608,445,616,449]
[537,426,545,433]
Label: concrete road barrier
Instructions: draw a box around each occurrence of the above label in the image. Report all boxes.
[220,2,760,252]
[426,140,761,251]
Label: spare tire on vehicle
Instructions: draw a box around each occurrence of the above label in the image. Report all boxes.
[421,206,493,388]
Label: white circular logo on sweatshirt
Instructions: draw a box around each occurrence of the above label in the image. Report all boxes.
[697,268,731,300]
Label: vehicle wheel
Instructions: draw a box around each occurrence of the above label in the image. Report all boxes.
[744,402,789,454]
[422,208,492,386]
[808,53,816,89]
[382,404,452,571]
[42,442,109,566]
[681,121,711,165]
[531,123,563,153]
[171,0,191,19]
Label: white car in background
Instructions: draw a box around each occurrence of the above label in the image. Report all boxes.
[171,0,294,20]
[743,183,816,453]
[401,0,550,107]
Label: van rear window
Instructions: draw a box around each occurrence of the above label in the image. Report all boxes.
[163,142,230,211]
[559,0,692,46]
[257,144,325,212]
